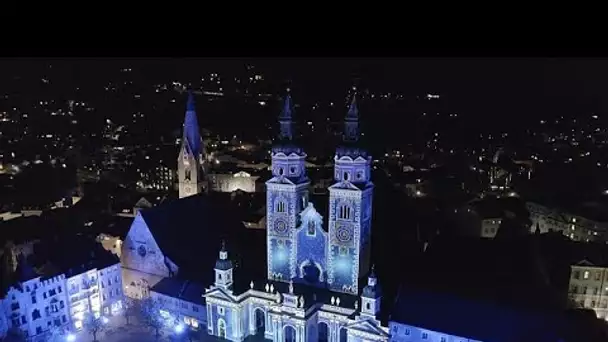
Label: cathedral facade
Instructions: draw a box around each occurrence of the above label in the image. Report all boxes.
[203,91,389,342]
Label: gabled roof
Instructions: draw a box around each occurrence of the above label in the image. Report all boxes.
[346,318,389,337]
[138,193,246,283]
[151,277,205,306]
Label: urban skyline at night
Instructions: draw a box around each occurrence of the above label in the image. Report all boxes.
[1,58,608,342]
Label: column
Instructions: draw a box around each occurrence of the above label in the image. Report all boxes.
[249,306,255,335]
[207,304,213,335]
[299,324,305,342]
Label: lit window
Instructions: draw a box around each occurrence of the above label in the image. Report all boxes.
[584,271,590,279]
[307,221,316,236]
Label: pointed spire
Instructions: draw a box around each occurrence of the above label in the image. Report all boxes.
[344,87,360,142]
[368,264,377,287]
[346,89,359,121]
[182,90,202,157]
[187,90,195,111]
[289,280,294,294]
[535,222,541,235]
[278,88,294,141]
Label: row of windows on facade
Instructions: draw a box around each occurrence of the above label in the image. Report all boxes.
[576,298,608,309]
[570,285,608,295]
[391,326,449,342]
[12,314,68,335]
[11,301,65,327]
[275,201,353,220]
[572,270,607,281]
[102,288,121,302]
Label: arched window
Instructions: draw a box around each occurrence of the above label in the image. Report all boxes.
[184,169,191,181]
[307,221,315,235]
[276,201,286,213]
[338,205,351,220]
[343,172,349,181]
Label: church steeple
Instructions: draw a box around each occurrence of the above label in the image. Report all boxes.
[344,89,360,142]
[183,90,202,157]
[360,264,382,317]
[214,240,233,289]
[178,91,207,198]
[278,89,294,141]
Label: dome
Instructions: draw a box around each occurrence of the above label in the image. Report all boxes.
[362,282,382,298]
[335,145,369,159]
[215,258,233,271]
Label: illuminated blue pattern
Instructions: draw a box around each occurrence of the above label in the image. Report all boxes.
[183,91,202,156]
[295,204,327,283]
[266,92,309,282]
[269,238,293,279]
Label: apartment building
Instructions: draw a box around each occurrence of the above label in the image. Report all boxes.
[568,259,608,320]
[526,201,608,242]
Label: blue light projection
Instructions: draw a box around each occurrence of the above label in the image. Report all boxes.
[183,91,202,156]
[295,203,327,284]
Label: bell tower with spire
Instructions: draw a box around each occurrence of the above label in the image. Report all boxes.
[178,91,207,198]
[266,89,310,283]
[327,88,374,295]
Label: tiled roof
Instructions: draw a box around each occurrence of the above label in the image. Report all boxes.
[151,277,205,306]
[138,193,247,284]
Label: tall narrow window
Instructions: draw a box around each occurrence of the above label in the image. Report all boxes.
[277,201,286,213]
[307,221,315,235]
[185,169,191,181]
[339,205,351,220]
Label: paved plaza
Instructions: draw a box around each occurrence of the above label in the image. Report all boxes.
[70,314,270,342]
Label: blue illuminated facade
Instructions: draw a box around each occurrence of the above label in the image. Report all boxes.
[201,91,391,342]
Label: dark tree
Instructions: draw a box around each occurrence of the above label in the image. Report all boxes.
[140,297,168,340]
[83,312,106,342]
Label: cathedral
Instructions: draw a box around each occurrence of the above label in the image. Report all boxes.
[122,91,519,342]
[202,90,389,342]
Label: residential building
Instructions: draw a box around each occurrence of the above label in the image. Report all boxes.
[0,246,123,340]
[150,278,207,331]
[568,259,608,320]
[526,201,608,242]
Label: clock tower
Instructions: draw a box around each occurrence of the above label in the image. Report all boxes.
[178,91,207,199]
[266,90,310,282]
[327,90,374,295]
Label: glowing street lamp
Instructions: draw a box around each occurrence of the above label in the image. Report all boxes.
[66,333,76,342]
[174,324,185,334]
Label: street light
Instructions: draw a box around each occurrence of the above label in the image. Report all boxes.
[66,333,76,342]
[174,324,185,334]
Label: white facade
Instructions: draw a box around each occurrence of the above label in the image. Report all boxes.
[1,275,70,341]
[389,322,482,342]
[0,262,123,339]
[568,260,608,320]
[208,171,260,193]
[480,218,501,238]
[151,291,207,331]
[66,263,124,331]
[526,201,608,242]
